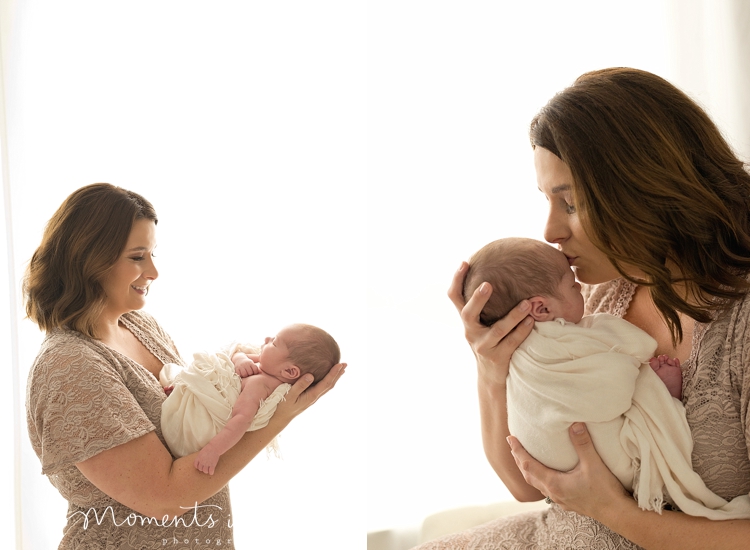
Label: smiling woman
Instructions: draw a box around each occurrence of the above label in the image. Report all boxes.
[23,185,159,339]
[23,184,344,549]
[99,219,159,317]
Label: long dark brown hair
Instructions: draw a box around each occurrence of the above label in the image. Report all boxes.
[23,183,158,338]
[530,67,750,344]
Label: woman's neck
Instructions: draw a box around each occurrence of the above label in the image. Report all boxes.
[93,312,124,344]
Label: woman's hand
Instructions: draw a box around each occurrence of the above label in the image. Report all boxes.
[508,422,630,519]
[510,424,750,550]
[274,362,347,422]
[449,262,543,499]
[448,262,534,384]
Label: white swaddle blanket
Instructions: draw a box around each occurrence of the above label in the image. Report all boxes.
[507,313,750,519]
[160,343,290,458]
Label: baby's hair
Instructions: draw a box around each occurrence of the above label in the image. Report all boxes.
[463,238,568,326]
[285,324,340,384]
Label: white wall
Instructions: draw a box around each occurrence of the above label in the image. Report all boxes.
[5,1,364,548]
[367,0,669,533]
[3,1,748,548]
[367,0,750,534]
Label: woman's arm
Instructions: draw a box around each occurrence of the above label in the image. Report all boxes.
[509,423,750,550]
[76,363,345,519]
[448,262,542,501]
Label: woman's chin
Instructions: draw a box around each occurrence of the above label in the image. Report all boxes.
[127,298,147,311]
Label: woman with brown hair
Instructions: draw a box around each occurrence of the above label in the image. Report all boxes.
[423,68,750,549]
[24,183,346,549]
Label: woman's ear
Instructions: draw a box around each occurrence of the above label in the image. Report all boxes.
[528,296,553,322]
[282,364,301,381]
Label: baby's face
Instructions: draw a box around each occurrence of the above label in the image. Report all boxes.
[545,250,585,323]
[259,326,300,376]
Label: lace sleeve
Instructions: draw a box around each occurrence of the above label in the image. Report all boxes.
[26,333,155,475]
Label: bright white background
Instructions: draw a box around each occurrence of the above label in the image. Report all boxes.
[366,0,749,535]
[1,1,748,549]
[2,1,365,549]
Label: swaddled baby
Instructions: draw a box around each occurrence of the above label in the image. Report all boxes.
[160,323,340,474]
[463,237,750,520]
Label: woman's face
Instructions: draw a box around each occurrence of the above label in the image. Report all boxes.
[100,218,158,318]
[534,146,620,285]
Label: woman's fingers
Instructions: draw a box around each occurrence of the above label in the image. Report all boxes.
[507,434,548,494]
[473,300,533,358]
[460,282,493,329]
[448,260,534,343]
[568,422,595,459]
[448,260,534,376]
[447,262,470,313]
[286,363,347,410]
[509,423,628,517]
[306,362,347,404]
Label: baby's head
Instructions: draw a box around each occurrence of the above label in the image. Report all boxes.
[463,237,584,326]
[259,323,340,384]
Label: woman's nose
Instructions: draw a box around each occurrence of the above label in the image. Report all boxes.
[543,210,569,245]
[146,256,159,280]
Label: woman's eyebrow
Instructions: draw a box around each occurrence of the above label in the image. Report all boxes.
[537,184,572,194]
[551,184,571,194]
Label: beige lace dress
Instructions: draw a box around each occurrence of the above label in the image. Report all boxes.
[416,279,750,549]
[26,310,234,549]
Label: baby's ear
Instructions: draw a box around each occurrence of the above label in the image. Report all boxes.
[282,364,301,380]
[528,296,553,322]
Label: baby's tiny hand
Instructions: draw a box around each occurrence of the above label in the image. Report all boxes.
[195,447,220,475]
[235,360,260,378]
[232,351,261,377]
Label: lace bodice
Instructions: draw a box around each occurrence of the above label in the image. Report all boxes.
[26,310,234,549]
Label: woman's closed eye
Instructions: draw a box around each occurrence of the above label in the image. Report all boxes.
[559,194,577,215]
[130,253,156,261]
[540,191,576,215]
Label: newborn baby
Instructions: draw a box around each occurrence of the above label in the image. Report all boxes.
[160,323,340,474]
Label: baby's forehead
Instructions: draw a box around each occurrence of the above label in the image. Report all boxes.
[524,243,569,279]
[516,240,564,263]
[277,325,305,343]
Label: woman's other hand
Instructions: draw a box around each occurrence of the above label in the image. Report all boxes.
[447,261,534,383]
[508,422,630,519]
[274,363,347,422]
